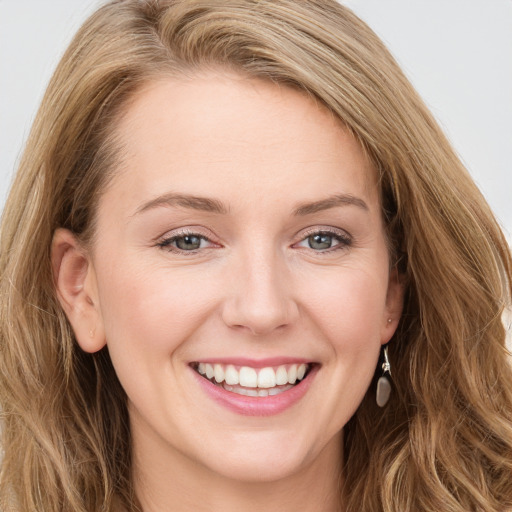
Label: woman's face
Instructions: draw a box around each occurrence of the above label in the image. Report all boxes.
[56,72,402,484]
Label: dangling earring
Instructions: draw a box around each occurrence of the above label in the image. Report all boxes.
[376,345,392,407]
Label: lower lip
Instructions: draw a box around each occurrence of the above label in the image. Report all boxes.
[192,366,318,416]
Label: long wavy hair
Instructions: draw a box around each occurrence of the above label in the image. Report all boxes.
[1,1,511,510]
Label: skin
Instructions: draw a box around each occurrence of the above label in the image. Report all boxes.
[52,71,403,512]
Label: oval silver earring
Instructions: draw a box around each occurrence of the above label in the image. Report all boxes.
[376,345,392,407]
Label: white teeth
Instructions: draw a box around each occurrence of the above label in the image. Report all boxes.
[239,366,258,388]
[257,367,276,388]
[276,365,288,385]
[196,362,311,390]
[214,364,224,383]
[297,363,307,380]
[224,382,295,397]
[224,365,239,385]
[287,364,297,384]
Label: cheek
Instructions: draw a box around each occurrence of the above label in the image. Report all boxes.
[95,256,220,357]
[298,263,389,348]
[288,265,389,432]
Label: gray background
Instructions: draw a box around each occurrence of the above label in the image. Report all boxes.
[1,0,511,243]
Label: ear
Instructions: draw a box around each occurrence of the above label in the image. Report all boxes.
[51,228,106,353]
[380,267,404,345]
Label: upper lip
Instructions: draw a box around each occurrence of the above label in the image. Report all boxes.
[191,356,315,368]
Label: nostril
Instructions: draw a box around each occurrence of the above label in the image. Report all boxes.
[220,278,299,336]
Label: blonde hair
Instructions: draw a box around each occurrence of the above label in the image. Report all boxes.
[1,1,511,510]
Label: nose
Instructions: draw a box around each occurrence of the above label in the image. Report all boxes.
[221,249,299,336]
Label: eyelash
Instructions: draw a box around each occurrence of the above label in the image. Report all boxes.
[156,230,216,253]
[295,228,352,254]
[156,228,352,254]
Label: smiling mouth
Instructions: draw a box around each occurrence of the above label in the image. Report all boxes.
[191,362,314,397]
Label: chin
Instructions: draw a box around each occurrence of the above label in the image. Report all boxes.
[194,428,332,484]
[205,450,308,483]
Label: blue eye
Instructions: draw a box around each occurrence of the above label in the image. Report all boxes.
[308,233,335,250]
[158,233,213,252]
[296,230,351,252]
[174,234,203,250]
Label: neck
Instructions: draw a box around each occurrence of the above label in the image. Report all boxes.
[131,425,344,512]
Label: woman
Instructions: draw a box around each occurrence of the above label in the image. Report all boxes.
[1,1,511,511]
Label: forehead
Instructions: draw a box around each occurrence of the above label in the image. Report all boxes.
[104,71,378,213]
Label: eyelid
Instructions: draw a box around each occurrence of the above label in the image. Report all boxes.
[154,225,352,254]
[296,225,352,241]
[293,226,353,252]
[156,227,221,252]
[298,225,350,238]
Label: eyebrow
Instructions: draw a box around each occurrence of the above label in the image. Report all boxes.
[134,192,368,217]
[134,193,229,216]
[293,194,369,216]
